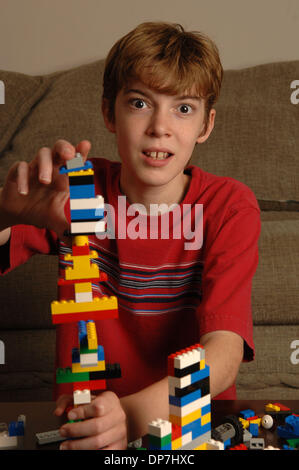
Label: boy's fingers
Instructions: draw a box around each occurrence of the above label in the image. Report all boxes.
[75,140,92,160]
[54,394,73,416]
[16,161,29,195]
[52,139,76,165]
[36,147,54,184]
[67,392,115,421]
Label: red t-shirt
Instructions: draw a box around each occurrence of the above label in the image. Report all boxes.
[2,158,261,400]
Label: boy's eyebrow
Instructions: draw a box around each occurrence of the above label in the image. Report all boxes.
[123,88,202,102]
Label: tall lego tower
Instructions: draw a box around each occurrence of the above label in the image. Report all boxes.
[148,344,212,450]
[51,153,120,407]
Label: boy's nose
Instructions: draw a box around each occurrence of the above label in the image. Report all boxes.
[145,109,171,137]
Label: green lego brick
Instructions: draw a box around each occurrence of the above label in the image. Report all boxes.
[149,433,172,447]
[56,367,90,383]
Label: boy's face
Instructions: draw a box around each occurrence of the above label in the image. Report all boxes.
[102,80,215,202]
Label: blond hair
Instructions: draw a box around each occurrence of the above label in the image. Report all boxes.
[102,22,223,127]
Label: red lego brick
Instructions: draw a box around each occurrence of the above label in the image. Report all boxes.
[273,403,291,411]
[72,379,106,391]
[172,423,182,440]
[52,309,118,324]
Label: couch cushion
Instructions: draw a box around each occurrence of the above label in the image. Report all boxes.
[0,70,49,156]
[252,212,299,325]
[0,254,58,329]
[0,60,119,186]
[190,61,299,203]
[237,325,299,399]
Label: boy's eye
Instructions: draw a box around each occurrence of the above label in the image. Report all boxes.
[178,104,192,114]
[130,98,147,109]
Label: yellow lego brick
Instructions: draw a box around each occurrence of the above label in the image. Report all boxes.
[194,442,208,450]
[171,437,182,450]
[169,408,201,427]
[74,282,92,294]
[265,403,280,412]
[51,296,118,315]
[65,261,99,280]
[73,235,89,246]
[72,360,105,373]
[200,359,205,370]
[201,412,211,426]
[239,417,249,429]
[68,168,94,177]
[87,321,98,350]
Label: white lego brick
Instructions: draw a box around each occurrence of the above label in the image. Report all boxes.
[36,429,67,445]
[174,349,201,369]
[182,431,192,446]
[148,419,172,438]
[80,352,99,367]
[73,389,91,405]
[168,374,191,391]
[0,433,18,449]
[75,291,93,303]
[70,195,105,210]
[205,439,224,450]
[71,220,105,234]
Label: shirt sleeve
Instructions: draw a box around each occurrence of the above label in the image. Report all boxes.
[0,224,58,275]
[197,195,261,361]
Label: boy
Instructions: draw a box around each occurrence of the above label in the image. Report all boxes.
[0,22,260,449]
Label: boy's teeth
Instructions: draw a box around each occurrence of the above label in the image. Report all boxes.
[146,151,169,159]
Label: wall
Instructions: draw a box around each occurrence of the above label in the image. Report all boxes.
[0,0,298,75]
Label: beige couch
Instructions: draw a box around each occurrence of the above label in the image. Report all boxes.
[0,59,298,401]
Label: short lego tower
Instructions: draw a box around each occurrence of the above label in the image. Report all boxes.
[51,153,121,408]
[148,343,213,450]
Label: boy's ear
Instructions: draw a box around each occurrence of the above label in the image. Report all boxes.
[196,108,216,144]
[102,98,116,133]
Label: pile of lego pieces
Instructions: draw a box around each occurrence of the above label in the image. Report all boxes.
[0,415,25,450]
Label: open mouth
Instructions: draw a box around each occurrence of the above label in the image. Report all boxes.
[143,151,173,160]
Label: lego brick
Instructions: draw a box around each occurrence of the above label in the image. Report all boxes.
[171,423,182,440]
[73,389,91,405]
[80,352,98,367]
[36,429,67,445]
[52,307,118,324]
[239,409,255,419]
[64,261,100,281]
[0,433,19,449]
[201,412,211,426]
[149,433,172,448]
[171,436,182,450]
[249,422,259,437]
[71,208,105,221]
[87,320,98,350]
[173,370,209,398]
[72,360,105,374]
[265,403,280,412]
[69,174,94,186]
[75,292,93,303]
[70,195,104,211]
[169,387,202,407]
[66,153,84,170]
[148,419,172,438]
[72,379,106,391]
[249,438,264,450]
[179,430,211,450]
[59,159,93,174]
[69,184,95,199]
[89,363,121,380]
[51,296,118,315]
[75,282,93,294]
[70,220,105,235]
[205,439,225,450]
[56,367,90,383]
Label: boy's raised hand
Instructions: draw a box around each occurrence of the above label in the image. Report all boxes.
[0,139,91,240]
[54,392,128,450]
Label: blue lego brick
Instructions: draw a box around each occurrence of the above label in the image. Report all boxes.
[190,365,210,383]
[285,415,299,435]
[223,438,231,449]
[70,208,105,221]
[192,422,211,440]
[201,404,211,415]
[97,345,105,361]
[72,348,80,363]
[69,185,95,199]
[78,321,88,347]
[59,160,93,174]
[277,424,299,439]
[249,422,259,437]
[8,421,24,436]
[169,387,202,407]
[239,409,255,419]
